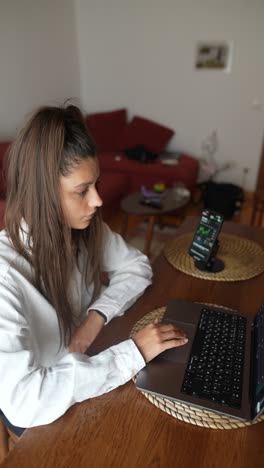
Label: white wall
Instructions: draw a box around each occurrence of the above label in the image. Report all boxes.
[0,0,80,139]
[75,0,264,191]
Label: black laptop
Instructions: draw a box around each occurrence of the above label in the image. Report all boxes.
[136,299,264,422]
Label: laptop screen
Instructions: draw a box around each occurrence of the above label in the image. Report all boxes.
[252,304,264,420]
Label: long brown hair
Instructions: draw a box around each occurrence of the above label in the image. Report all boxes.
[4,104,103,346]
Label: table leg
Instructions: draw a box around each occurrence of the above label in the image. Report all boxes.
[144,215,155,257]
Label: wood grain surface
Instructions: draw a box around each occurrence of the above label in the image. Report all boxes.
[1,217,264,468]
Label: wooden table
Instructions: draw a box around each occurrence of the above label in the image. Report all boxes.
[1,217,264,468]
[120,189,190,256]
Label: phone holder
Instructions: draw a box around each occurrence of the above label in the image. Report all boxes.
[194,240,225,273]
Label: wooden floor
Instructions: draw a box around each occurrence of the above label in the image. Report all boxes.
[107,191,263,235]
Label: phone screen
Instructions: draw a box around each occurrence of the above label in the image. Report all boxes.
[189,209,224,263]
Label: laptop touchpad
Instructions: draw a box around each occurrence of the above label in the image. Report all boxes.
[159,321,195,364]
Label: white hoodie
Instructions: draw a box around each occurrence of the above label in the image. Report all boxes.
[0,223,152,428]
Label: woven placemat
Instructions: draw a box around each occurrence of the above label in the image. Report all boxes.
[130,307,264,430]
[164,233,264,281]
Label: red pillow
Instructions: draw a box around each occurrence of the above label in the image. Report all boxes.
[117,116,174,154]
[85,109,127,152]
[0,142,11,168]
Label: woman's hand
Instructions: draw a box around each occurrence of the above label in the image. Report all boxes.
[68,310,105,354]
[132,320,188,363]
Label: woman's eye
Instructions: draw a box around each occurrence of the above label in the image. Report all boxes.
[78,189,88,197]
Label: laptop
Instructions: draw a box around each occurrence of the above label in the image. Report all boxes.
[136,299,264,422]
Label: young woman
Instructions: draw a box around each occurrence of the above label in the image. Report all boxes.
[0,105,187,435]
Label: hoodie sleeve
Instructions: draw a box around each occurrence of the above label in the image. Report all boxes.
[89,223,153,322]
[0,278,145,429]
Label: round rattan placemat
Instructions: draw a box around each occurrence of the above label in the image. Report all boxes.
[164,233,264,281]
[130,307,264,430]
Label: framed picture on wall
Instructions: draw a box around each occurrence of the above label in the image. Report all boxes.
[195,42,232,71]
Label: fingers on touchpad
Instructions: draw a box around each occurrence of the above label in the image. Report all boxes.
[159,322,195,364]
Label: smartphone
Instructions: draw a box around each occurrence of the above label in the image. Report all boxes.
[189,209,224,264]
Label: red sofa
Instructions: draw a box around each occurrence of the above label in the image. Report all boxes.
[0,110,199,229]
[98,151,198,193]
[86,108,199,215]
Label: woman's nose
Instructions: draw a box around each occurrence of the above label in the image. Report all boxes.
[89,187,103,208]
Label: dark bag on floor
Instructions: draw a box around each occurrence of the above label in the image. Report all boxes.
[201,181,244,219]
[124,145,158,163]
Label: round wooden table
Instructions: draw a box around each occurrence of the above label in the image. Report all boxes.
[120,189,190,256]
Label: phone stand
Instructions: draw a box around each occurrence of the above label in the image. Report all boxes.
[194,240,225,273]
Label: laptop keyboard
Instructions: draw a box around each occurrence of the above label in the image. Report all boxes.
[181,308,247,409]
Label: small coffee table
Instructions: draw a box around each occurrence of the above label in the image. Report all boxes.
[120,189,190,256]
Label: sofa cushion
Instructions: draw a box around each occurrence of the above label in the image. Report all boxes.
[117,116,174,154]
[100,172,128,204]
[99,172,129,219]
[0,142,10,167]
[85,109,127,152]
[98,152,199,192]
[0,142,11,198]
